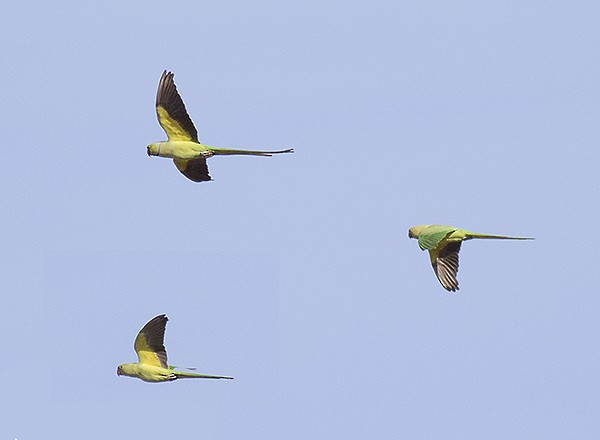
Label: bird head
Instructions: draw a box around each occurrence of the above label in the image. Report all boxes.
[116,365,123,376]
[408,225,429,239]
[147,143,160,156]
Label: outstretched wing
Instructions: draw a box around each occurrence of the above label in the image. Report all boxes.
[156,71,199,142]
[429,241,461,292]
[134,314,169,368]
[173,158,212,182]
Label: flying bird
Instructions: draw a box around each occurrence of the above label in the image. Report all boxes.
[408,224,533,292]
[147,70,294,182]
[116,314,233,382]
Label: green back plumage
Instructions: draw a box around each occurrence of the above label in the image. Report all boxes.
[416,225,457,251]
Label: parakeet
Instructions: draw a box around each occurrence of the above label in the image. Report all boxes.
[408,224,533,292]
[147,70,293,182]
[117,314,233,382]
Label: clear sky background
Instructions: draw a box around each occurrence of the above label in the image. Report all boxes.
[2,1,599,438]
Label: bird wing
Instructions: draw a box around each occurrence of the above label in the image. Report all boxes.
[173,158,212,182]
[429,241,461,292]
[134,314,169,368]
[417,226,457,251]
[155,71,199,142]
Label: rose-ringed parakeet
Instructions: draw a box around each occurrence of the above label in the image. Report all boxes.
[117,314,233,382]
[147,71,293,182]
[408,224,533,292]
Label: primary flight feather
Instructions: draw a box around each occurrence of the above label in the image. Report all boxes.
[116,314,233,382]
[147,70,294,182]
[408,224,533,292]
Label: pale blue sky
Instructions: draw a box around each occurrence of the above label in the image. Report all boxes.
[2,1,600,438]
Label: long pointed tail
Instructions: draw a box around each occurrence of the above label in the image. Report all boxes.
[209,147,294,156]
[174,370,233,380]
[467,233,534,240]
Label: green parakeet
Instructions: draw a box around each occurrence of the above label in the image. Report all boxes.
[408,224,533,292]
[117,314,233,382]
[147,70,293,182]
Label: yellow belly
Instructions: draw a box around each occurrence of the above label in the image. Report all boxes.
[159,141,211,159]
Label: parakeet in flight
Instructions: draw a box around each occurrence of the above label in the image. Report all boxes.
[408,224,533,292]
[116,314,233,382]
[147,70,294,182]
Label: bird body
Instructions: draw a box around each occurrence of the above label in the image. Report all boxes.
[117,314,233,383]
[148,141,213,160]
[148,140,289,160]
[408,224,533,292]
[147,70,293,182]
[117,363,177,382]
[118,362,232,382]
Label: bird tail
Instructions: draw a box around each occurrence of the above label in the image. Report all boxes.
[467,232,534,240]
[209,146,294,156]
[173,370,233,380]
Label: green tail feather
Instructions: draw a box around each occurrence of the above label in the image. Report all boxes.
[173,370,233,380]
[468,233,534,240]
[209,146,294,156]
